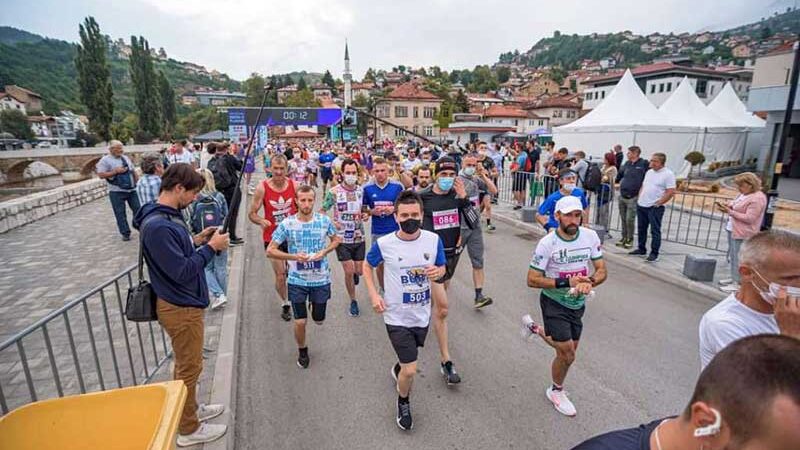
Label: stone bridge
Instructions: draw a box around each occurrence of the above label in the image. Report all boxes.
[0,144,163,184]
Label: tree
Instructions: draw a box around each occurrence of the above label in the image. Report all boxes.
[684,151,706,187]
[128,35,162,137]
[243,72,266,106]
[363,68,376,82]
[548,66,568,85]
[75,16,114,141]
[282,74,293,87]
[496,66,511,83]
[352,93,369,108]
[453,89,469,113]
[0,109,34,140]
[157,70,176,136]
[284,89,320,107]
[321,70,335,88]
[297,76,307,91]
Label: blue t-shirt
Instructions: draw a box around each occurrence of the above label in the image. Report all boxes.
[516,152,528,170]
[271,213,337,287]
[318,152,336,172]
[363,180,404,236]
[537,188,589,230]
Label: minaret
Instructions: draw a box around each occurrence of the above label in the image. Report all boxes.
[343,40,352,108]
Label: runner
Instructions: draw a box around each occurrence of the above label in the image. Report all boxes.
[289,150,308,186]
[306,145,319,188]
[320,158,369,317]
[363,190,447,431]
[522,195,607,417]
[248,154,297,322]
[460,153,497,308]
[415,166,433,191]
[419,156,471,385]
[267,185,340,368]
[319,146,336,192]
[363,157,405,292]
[475,142,498,232]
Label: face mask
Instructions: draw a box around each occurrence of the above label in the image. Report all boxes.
[437,176,455,191]
[344,174,358,185]
[399,218,421,234]
[753,270,800,305]
[562,183,576,191]
[422,159,430,165]
[463,167,476,177]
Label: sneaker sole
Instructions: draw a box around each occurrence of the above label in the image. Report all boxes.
[474,298,493,309]
[396,417,413,431]
[440,367,461,385]
[546,389,577,417]
[176,429,227,447]
[297,361,309,369]
[198,407,225,422]
[391,364,399,383]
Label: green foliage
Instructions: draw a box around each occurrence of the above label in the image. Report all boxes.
[243,72,265,106]
[284,88,320,108]
[75,17,113,140]
[548,66,568,85]
[128,35,161,136]
[467,65,498,93]
[525,32,654,70]
[296,76,307,91]
[321,70,335,88]
[157,70,176,136]
[352,93,369,108]
[174,106,228,138]
[453,89,469,113]
[363,68,376,82]
[0,109,34,140]
[685,151,706,166]
[496,66,511,83]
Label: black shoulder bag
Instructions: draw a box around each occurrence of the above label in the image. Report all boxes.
[125,219,158,322]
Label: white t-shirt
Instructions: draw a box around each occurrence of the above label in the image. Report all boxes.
[366,230,446,328]
[698,294,778,369]
[169,150,195,165]
[637,167,676,207]
[307,150,319,170]
[402,158,422,172]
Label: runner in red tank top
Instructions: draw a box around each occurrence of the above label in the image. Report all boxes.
[249,154,297,321]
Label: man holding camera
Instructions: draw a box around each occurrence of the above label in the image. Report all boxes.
[96,140,141,241]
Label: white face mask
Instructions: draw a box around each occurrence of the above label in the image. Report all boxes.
[562,183,576,192]
[753,269,800,305]
[344,174,358,186]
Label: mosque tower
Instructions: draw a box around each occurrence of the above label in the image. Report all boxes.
[343,40,352,108]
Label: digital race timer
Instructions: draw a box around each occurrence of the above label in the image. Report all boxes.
[268,109,319,124]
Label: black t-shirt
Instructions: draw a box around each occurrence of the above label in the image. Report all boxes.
[479,156,495,174]
[571,418,666,450]
[528,148,541,171]
[419,187,470,250]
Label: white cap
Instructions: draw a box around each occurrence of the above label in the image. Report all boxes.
[555,196,583,214]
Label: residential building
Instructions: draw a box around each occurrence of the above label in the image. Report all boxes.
[0,91,26,114]
[181,95,199,106]
[372,82,443,138]
[732,44,753,58]
[193,89,246,106]
[465,92,504,109]
[277,85,298,104]
[27,111,88,145]
[441,122,515,144]
[312,84,333,101]
[523,96,582,127]
[518,73,561,97]
[382,72,406,88]
[482,105,528,133]
[3,85,43,113]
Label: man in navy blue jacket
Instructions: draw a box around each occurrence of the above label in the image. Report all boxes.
[133,163,230,447]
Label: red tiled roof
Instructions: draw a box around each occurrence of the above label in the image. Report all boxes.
[584,62,735,84]
[351,82,375,90]
[766,41,797,56]
[444,126,515,133]
[526,111,545,119]
[483,104,528,118]
[525,96,582,109]
[386,82,441,100]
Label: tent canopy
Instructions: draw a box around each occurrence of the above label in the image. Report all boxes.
[707,82,766,128]
[659,77,739,128]
[498,131,528,138]
[193,130,229,141]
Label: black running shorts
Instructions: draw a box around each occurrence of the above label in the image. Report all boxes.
[539,292,585,342]
[386,324,429,364]
[434,247,462,284]
[335,242,366,262]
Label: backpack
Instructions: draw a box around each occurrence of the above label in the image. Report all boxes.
[208,155,234,190]
[523,151,534,172]
[190,195,224,233]
[583,162,602,192]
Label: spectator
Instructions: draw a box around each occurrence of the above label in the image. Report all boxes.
[132,163,229,447]
[207,142,244,245]
[199,142,216,170]
[596,152,618,234]
[544,147,571,197]
[573,335,800,450]
[188,168,230,310]
[136,152,164,205]
[630,152,676,263]
[510,145,530,209]
[698,229,800,368]
[536,168,589,233]
[716,172,768,293]
[169,140,196,166]
[615,146,649,249]
[96,140,140,241]
[571,151,588,188]
[613,144,623,168]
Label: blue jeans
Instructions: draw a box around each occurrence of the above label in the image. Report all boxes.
[205,250,228,297]
[109,191,141,237]
[636,205,665,256]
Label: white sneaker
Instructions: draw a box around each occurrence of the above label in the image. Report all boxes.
[718,278,735,285]
[197,403,225,422]
[176,422,227,447]
[719,283,740,293]
[520,314,542,341]
[211,294,228,310]
[546,386,577,417]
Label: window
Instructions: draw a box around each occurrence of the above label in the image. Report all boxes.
[513,119,519,126]
[709,85,715,96]
[395,106,408,117]
[659,83,664,93]
[412,125,418,134]
[601,91,605,99]
[413,107,419,118]
[377,104,390,118]
[469,132,479,142]
[696,79,708,97]
[539,120,544,126]
[553,110,562,118]
[528,119,535,126]
[567,110,576,118]
[394,128,406,137]
[423,107,437,118]
[650,84,656,94]
[666,82,672,92]
[586,93,591,100]
[424,126,434,137]
[595,92,600,100]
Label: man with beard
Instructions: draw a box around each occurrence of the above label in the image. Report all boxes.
[522,195,607,417]
[415,167,433,191]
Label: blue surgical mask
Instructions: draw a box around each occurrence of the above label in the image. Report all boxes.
[463,167,476,177]
[437,176,455,191]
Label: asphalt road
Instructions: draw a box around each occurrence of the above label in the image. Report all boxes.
[233,206,717,450]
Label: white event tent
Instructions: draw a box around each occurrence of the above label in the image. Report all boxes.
[552,70,763,177]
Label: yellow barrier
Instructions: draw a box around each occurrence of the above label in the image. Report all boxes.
[0,381,187,450]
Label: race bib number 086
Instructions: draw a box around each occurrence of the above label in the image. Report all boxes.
[432,209,460,230]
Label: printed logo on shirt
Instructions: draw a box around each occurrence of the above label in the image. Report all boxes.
[270,196,294,223]
[554,247,592,264]
[399,266,431,305]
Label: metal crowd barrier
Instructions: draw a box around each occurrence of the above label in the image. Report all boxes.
[496,171,730,253]
[0,264,172,414]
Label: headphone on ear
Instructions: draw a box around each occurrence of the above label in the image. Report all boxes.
[694,408,722,438]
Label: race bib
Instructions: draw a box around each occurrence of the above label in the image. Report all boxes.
[296,260,322,271]
[432,208,460,230]
[558,268,588,278]
[402,290,431,304]
[469,195,480,207]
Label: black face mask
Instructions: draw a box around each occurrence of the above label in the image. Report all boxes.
[399,218,421,234]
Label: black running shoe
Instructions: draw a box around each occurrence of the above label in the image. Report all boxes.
[474,296,494,309]
[297,350,309,369]
[391,362,400,383]
[353,274,360,285]
[281,305,292,322]
[441,361,461,385]
[628,249,647,256]
[396,397,413,430]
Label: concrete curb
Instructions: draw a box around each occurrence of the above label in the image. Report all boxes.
[204,195,247,450]
[492,209,724,302]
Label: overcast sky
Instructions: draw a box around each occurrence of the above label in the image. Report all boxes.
[2,0,793,81]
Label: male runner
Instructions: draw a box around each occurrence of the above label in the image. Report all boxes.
[306,146,319,187]
[419,156,471,385]
[475,142,498,231]
[415,167,433,191]
[364,190,447,431]
[319,146,336,192]
[523,195,607,417]
[249,154,296,321]
[363,157,405,292]
[320,158,369,317]
[267,185,340,368]
[460,154,497,308]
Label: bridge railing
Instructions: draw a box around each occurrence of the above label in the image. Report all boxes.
[0,264,172,414]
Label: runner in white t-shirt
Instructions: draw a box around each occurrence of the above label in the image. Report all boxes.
[523,195,607,417]
[364,190,446,431]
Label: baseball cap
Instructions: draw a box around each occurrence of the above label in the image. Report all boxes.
[434,156,457,174]
[555,196,583,214]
